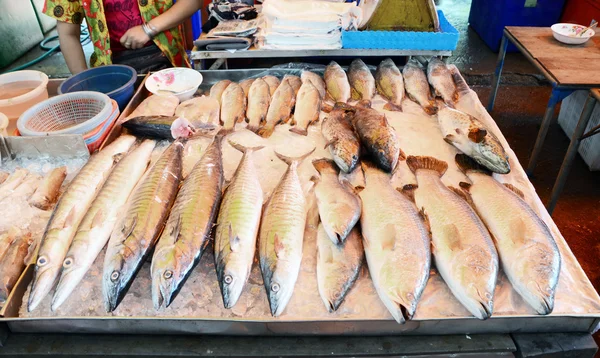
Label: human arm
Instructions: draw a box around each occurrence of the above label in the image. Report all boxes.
[57,21,87,74]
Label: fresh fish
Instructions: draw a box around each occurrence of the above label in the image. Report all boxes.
[324,61,351,103]
[258,80,294,138]
[175,96,220,126]
[359,160,430,323]
[301,71,327,99]
[348,59,376,101]
[403,58,436,114]
[348,101,401,173]
[376,58,404,111]
[437,103,510,174]
[51,140,155,311]
[122,115,178,139]
[0,168,29,199]
[28,167,67,211]
[210,80,232,106]
[240,78,256,98]
[0,233,31,303]
[246,78,271,133]
[262,75,281,97]
[427,57,458,105]
[283,75,302,96]
[103,139,184,312]
[0,172,8,185]
[317,223,364,312]
[127,94,179,119]
[311,159,361,244]
[455,154,560,315]
[406,155,499,320]
[215,140,264,309]
[321,104,360,173]
[290,82,321,136]
[1,173,41,200]
[0,232,14,263]
[220,82,246,133]
[259,148,315,317]
[27,135,136,311]
[153,136,224,309]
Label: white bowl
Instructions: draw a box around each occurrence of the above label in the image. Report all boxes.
[145,67,203,102]
[551,23,595,45]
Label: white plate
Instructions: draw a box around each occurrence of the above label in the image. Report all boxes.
[145,68,203,101]
[551,23,595,45]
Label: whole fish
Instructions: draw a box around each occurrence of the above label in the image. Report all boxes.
[455,154,560,315]
[348,102,401,173]
[122,115,178,140]
[0,233,31,303]
[376,58,404,111]
[437,102,510,174]
[0,168,28,199]
[239,78,255,98]
[51,140,156,311]
[359,160,430,323]
[324,61,351,103]
[246,78,271,133]
[321,104,360,173]
[290,82,321,136]
[311,159,361,244]
[348,59,376,101]
[127,94,179,119]
[427,57,458,105]
[215,140,264,309]
[28,167,67,211]
[175,96,220,126]
[262,75,281,97]
[403,59,436,114]
[301,71,327,99]
[317,224,364,312]
[153,136,224,309]
[27,135,136,312]
[258,80,294,138]
[103,139,184,312]
[259,148,315,317]
[220,82,246,133]
[210,80,232,106]
[406,155,499,320]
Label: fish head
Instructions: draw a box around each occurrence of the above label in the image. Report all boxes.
[51,254,90,311]
[263,262,297,317]
[465,283,494,320]
[151,248,182,310]
[516,243,560,315]
[475,137,511,174]
[216,256,249,309]
[102,246,136,312]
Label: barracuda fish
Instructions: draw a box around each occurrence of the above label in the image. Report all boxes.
[28,167,67,211]
[210,80,232,106]
[221,82,246,133]
[246,78,271,133]
[359,160,430,324]
[103,139,184,312]
[455,154,561,315]
[0,233,31,303]
[301,71,327,99]
[153,136,224,309]
[215,140,264,309]
[259,148,315,317]
[317,224,364,312]
[348,59,376,101]
[324,61,351,103]
[437,102,510,174]
[290,82,321,136]
[403,58,436,114]
[406,155,499,320]
[427,57,458,105]
[258,80,294,138]
[311,159,361,244]
[321,104,360,173]
[51,140,156,311]
[375,58,404,111]
[27,135,136,312]
[262,75,281,97]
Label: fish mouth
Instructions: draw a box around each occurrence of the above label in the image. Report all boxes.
[28,266,59,312]
[51,267,87,311]
[537,296,553,315]
[477,301,493,320]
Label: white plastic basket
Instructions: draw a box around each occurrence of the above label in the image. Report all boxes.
[17,91,112,136]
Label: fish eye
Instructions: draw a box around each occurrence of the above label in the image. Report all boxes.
[164,270,173,279]
[333,292,341,299]
[110,271,120,282]
[271,283,280,292]
[37,256,47,267]
[224,275,233,284]
[63,257,73,268]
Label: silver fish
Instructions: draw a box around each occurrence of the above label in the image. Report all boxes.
[427,57,458,105]
[403,58,436,114]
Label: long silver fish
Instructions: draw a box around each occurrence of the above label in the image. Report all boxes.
[375,58,404,111]
[324,61,351,103]
[215,140,264,309]
[349,59,376,101]
[427,57,458,105]
[246,78,271,133]
[406,155,498,320]
[51,140,156,311]
[455,154,561,315]
[103,139,184,312]
[312,159,361,244]
[437,102,510,174]
[259,148,315,317]
[321,104,360,173]
[290,81,321,136]
[317,223,364,312]
[403,58,436,115]
[27,135,136,311]
[152,136,224,309]
[359,160,430,323]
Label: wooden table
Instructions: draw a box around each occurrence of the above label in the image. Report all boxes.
[487,26,600,214]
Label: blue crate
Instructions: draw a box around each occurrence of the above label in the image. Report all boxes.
[342,10,459,51]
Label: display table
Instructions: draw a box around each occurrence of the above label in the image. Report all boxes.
[487,26,600,213]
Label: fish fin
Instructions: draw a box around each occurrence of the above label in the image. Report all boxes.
[91,209,105,229]
[398,184,417,203]
[468,128,487,143]
[257,125,275,138]
[227,139,265,154]
[312,158,337,174]
[321,102,334,113]
[444,134,455,145]
[406,156,448,177]
[459,181,472,191]
[448,186,474,206]
[217,127,235,136]
[424,103,437,115]
[290,115,296,126]
[64,206,77,228]
[228,224,240,252]
[121,214,138,239]
[353,185,365,194]
[451,72,470,97]
[324,138,338,150]
[275,148,315,166]
[274,234,285,259]
[171,215,183,243]
[341,179,359,196]
[383,102,402,112]
[112,153,125,164]
[452,91,460,103]
[310,175,320,185]
[455,154,492,175]
[382,224,396,251]
[289,127,308,136]
[356,100,372,109]
[351,88,361,100]
[443,224,463,251]
[503,183,525,199]
[398,148,407,162]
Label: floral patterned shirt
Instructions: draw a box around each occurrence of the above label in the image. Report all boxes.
[44,0,191,68]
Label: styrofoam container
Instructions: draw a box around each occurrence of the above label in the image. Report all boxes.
[145,67,203,101]
[0,70,49,121]
[551,23,594,44]
[557,90,600,171]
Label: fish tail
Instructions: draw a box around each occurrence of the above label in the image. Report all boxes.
[406,156,448,177]
[312,158,338,174]
[452,71,470,97]
[275,147,316,166]
[384,102,402,112]
[289,127,308,136]
[217,127,235,136]
[455,154,491,175]
[257,125,275,138]
[246,125,260,134]
[227,139,265,154]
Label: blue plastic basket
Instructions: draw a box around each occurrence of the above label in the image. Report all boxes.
[342,10,459,50]
[58,65,137,111]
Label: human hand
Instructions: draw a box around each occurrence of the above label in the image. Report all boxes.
[120,25,151,50]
